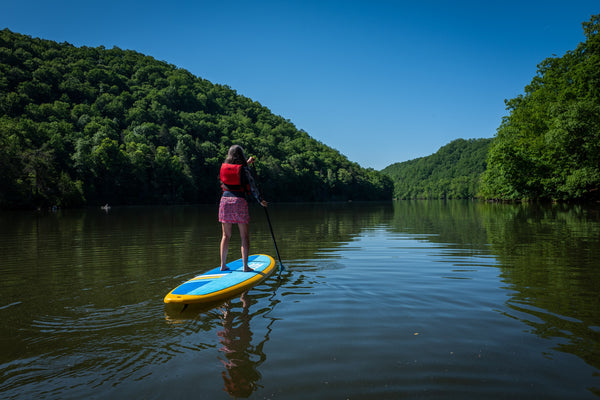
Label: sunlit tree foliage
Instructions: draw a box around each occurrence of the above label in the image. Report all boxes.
[0,29,393,208]
[382,138,492,200]
[480,14,600,201]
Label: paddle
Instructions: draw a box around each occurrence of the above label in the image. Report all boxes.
[263,205,284,271]
[249,164,285,271]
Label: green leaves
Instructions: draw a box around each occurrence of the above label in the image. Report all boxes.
[0,28,393,208]
[383,139,492,200]
[481,14,600,201]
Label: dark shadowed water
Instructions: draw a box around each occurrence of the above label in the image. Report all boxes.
[1,201,599,399]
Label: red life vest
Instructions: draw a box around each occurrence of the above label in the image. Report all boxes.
[220,163,249,193]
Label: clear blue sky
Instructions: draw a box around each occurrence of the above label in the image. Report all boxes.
[2,1,598,169]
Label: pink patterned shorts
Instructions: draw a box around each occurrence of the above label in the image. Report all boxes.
[218,196,250,224]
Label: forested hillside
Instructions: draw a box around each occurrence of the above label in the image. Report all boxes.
[480,14,600,201]
[382,138,492,200]
[0,29,393,209]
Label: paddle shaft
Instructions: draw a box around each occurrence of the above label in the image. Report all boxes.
[263,205,284,271]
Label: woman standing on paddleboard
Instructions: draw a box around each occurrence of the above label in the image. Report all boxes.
[219,145,268,272]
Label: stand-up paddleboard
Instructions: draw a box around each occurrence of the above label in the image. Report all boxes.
[164,254,276,304]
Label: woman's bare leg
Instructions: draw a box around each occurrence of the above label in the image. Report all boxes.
[220,223,233,270]
[238,223,252,271]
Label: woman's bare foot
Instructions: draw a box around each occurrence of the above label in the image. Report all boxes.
[243,266,254,272]
[220,266,230,271]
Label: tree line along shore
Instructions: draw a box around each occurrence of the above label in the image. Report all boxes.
[1,15,599,209]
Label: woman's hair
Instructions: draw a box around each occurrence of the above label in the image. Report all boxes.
[224,145,247,166]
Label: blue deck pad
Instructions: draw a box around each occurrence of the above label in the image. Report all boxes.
[171,280,210,295]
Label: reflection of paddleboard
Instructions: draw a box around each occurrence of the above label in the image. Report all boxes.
[164,254,276,304]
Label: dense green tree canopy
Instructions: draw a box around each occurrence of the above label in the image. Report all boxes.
[382,138,492,200]
[0,29,393,209]
[480,14,600,201]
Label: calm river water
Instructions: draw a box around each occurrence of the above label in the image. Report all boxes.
[1,201,599,399]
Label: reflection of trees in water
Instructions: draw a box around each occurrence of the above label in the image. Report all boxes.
[389,200,600,375]
[389,200,600,374]
[479,203,600,314]
[269,202,395,258]
[480,202,600,373]
[389,200,491,249]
